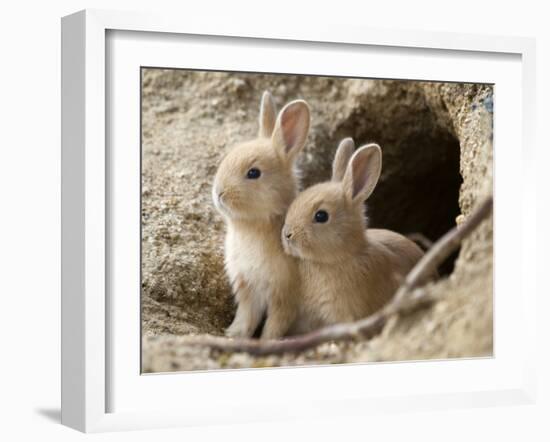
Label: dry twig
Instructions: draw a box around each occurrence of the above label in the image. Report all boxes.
[187,196,493,356]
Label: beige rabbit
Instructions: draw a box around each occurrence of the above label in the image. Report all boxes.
[282,140,426,333]
[212,91,310,339]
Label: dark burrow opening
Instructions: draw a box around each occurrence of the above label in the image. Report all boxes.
[304,82,463,275]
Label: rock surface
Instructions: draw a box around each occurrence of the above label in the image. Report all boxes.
[141,69,493,372]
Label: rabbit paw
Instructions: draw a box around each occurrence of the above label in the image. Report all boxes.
[225,320,251,338]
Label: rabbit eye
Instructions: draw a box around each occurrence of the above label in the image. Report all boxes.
[246,168,261,179]
[314,210,329,223]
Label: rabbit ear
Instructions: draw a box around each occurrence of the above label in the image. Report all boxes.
[331,138,355,182]
[259,91,277,138]
[271,100,310,163]
[343,144,382,203]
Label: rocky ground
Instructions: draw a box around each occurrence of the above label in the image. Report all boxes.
[140,68,493,373]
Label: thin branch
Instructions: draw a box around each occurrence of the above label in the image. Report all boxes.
[392,196,493,305]
[187,196,493,356]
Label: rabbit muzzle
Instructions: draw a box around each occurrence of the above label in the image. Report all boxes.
[281,225,300,257]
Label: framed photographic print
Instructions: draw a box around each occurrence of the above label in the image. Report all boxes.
[61,9,537,432]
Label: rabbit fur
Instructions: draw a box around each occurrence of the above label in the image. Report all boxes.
[282,140,426,333]
[212,91,310,339]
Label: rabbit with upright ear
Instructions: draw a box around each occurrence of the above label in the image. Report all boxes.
[212,91,310,339]
[282,140,426,333]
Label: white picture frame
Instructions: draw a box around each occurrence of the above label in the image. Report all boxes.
[61,9,537,433]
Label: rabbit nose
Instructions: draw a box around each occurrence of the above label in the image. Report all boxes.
[283,226,292,239]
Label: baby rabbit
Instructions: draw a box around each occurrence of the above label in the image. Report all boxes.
[212,91,310,339]
[282,139,425,333]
